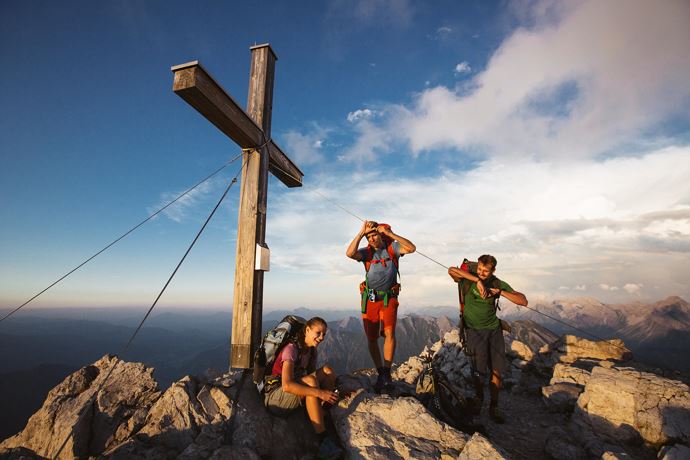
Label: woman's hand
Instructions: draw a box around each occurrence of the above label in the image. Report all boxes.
[319,389,339,404]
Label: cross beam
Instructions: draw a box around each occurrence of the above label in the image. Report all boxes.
[171,60,302,187]
[171,44,303,369]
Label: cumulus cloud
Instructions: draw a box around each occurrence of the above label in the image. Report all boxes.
[599,284,619,291]
[264,0,690,308]
[624,283,643,294]
[265,145,690,308]
[454,61,471,75]
[347,108,376,123]
[341,0,690,161]
[282,124,331,166]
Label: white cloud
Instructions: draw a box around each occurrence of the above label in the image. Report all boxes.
[624,283,643,294]
[282,124,331,166]
[454,61,471,75]
[429,26,453,40]
[343,0,690,161]
[347,108,376,123]
[149,179,220,223]
[265,146,690,308]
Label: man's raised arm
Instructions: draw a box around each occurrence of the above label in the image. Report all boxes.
[346,221,372,261]
[379,225,416,255]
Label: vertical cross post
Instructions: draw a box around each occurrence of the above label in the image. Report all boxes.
[171,44,302,370]
[231,45,277,368]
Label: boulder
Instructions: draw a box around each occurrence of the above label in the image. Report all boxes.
[0,355,160,459]
[557,336,632,363]
[542,383,582,412]
[458,432,511,459]
[509,340,534,362]
[574,366,690,446]
[331,389,468,459]
[550,362,596,387]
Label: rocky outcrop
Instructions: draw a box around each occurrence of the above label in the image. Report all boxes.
[0,355,160,459]
[394,328,472,395]
[556,335,632,363]
[541,383,582,412]
[0,352,485,460]
[331,389,469,459]
[4,322,690,460]
[573,365,690,446]
[458,432,510,459]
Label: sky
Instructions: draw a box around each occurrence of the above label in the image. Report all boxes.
[1,0,689,315]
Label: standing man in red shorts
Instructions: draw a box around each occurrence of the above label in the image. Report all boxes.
[346,220,416,392]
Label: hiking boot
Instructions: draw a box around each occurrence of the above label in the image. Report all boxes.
[382,371,394,389]
[373,373,386,393]
[317,435,344,460]
[489,406,506,424]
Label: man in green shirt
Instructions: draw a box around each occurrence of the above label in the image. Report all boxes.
[448,254,528,423]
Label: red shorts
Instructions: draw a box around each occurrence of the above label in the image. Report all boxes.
[361,297,399,340]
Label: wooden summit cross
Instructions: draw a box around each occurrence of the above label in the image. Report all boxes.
[171,44,303,369]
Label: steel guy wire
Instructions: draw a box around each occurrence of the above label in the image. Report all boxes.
[52,159,246,460]
[267,160,632,351]
[1,151,244,324]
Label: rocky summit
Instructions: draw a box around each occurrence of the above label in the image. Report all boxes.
[2,321,689,460]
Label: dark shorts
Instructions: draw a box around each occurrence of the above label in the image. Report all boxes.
[465,327,507,378]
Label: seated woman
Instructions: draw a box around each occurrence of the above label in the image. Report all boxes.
[264,317,343,459]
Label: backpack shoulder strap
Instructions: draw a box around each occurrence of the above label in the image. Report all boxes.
[387,243,399,271]
[363,246,374,272]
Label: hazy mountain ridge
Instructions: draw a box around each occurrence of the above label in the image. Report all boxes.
[501,296,690,372]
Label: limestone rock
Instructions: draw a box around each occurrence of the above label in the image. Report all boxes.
[135,375,211,451]
[550,362,596,387]
[557,335,632,363]
[509,340,534,362]
[0,355,160,459]
[458,432,511,459]
[574,365,690,446]
[331,389,468,459]
[542,383,582,412]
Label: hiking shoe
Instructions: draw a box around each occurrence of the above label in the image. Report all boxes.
[373,374,386,393]
[317,435,344,460]
[489,406,506,424]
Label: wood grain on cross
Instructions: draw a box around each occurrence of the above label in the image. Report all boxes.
[171,44,303,368]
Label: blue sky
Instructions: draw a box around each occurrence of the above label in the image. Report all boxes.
[2,0,689,313]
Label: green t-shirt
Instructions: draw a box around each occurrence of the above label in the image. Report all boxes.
[462,279,514,330]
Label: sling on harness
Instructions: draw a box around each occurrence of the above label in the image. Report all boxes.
[359,242,400,313]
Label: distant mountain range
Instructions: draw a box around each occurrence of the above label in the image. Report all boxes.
[500,296,690,372]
